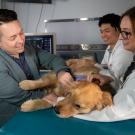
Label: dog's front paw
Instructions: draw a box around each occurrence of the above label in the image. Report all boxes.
[19,80,36,90]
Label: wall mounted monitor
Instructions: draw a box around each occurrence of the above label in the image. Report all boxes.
[25,33,56,54]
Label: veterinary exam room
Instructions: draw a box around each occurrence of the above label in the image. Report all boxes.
[0,0,135,134]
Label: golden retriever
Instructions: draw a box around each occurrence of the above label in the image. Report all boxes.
[19,58,113,117]
[54,81,112,118]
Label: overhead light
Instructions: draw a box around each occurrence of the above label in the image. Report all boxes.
[79,18,89,21]
[44,20,48,23]
[43,17,99,23]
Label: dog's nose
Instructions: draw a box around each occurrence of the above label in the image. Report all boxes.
[54,107,60,114]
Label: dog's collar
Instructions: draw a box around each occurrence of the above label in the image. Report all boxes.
[75,75,87,81]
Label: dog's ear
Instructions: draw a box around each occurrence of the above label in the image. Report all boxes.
[95,91,112,110]
[95,101,104,110]
[55,81,80,97]
[67,81,80,93]
[101,91,113,107]
[65,81,86,97]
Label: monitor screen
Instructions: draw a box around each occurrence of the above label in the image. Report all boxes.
[6,0,52,4]
[25,33,56,54]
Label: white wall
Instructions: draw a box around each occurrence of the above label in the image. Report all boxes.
[2,0,135,44]
[0,0,1,8]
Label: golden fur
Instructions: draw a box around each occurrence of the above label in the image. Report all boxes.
[54,81,112,118]
[19,58,113,117]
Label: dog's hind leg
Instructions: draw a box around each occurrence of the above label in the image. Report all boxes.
[21,99,52,112]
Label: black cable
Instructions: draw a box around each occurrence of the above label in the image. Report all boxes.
[35,4,44,32]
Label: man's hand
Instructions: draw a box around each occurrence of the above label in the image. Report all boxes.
[87,73,113,86]
[57,71,74,88]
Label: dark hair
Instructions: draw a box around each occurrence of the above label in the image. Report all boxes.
[98,13,120,31]
[0,9,17,25]
[121,6,135,34]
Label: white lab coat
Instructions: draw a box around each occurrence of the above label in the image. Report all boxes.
[101,40,133,80]
[98,40,134,89]
[75,69,135,122]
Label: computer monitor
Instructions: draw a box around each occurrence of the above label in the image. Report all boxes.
[25,33,56,54]
[25,33,56,72]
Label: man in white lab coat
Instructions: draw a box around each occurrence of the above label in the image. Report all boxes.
[76,7,135,122]
[95,13,133,90]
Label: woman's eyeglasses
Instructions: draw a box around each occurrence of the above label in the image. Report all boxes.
[120,31,132,40]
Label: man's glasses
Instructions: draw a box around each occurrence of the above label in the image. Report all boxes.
[120,31,132,40]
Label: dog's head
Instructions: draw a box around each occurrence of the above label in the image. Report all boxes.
[66,58,99,76]
[54,81,112,118]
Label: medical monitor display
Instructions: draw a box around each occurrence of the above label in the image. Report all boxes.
[25,33,56,54]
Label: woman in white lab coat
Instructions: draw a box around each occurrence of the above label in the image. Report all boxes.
[76,6,135,122]
[97,14,133,90]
